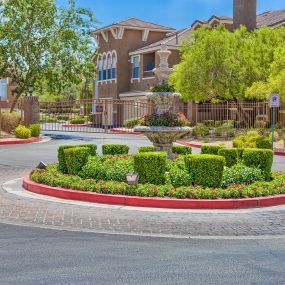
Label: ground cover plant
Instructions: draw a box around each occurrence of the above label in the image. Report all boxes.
[29,144,285,200]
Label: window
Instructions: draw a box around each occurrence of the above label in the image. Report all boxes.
[111,52,117,79]
[146,62,153,71]
[98,59,103,81]
[107,54,112,80]
[0,79,7,100]
[132,55,140,79]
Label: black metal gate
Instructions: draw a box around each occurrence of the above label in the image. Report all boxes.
[39,99,153,133]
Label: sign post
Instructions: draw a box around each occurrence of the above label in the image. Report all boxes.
[269,94,280,150]
[0,96,2,138]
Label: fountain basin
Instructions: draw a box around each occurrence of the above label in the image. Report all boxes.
[134,126,192,158]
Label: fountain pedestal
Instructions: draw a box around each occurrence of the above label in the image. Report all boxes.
[134,45,191,158]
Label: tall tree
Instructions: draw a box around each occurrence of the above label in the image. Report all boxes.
[170,25,285,102]
[0,0,97,111]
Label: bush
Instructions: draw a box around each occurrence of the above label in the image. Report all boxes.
[64,147,90,175]
[168,166,193,187]
[29,124,41,137]
[172,145,192,155]
[102,144,129,155]
[256,136,272,149]
[69,117,86,124]
[58,144,97,173]
[1,111,21,133]
[233,133,259,148]
[201,145,224,155]
[15,125,31,139]
[242,149,273,181]
[192,123,210,138]
[123,118,143,128]
[139,146,156,153]
[144,112,185,127]
[221,164,263,187]
[218,148,239,167]
[57,115,70,121]
[134,152,167,185]
[80,156,134,182]
[184,154,225,187]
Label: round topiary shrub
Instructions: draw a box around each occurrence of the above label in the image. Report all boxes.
[29,124,41,137]
[172,145,192,155]
[15,125,31,139]
[139,146,156,153]
[256,136,272,150]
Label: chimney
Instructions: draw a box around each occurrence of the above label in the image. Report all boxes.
[233,0,257,31]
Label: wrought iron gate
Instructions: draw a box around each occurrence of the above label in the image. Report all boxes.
[39,99,154,133]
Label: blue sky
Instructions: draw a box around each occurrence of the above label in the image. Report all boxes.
[59,0,285,29]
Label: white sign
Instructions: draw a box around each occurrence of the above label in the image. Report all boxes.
[270,94,280,108]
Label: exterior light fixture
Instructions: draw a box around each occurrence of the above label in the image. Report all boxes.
[29,85,33,97]
[36,161,47,170]
[126,172,139,186]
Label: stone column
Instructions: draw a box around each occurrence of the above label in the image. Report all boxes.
[23,96,40,127]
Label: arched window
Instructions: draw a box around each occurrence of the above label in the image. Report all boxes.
[111,51,117,79]
[107,53,112,80]
[102,53,107,80]
[97,55,103,81]
[0,79,7,100]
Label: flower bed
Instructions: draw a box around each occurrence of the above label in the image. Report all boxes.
[28,143,285,201]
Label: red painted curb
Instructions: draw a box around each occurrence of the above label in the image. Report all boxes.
[62,123,98,127]
[110,129,144,136]
[23,176,285,209]
[0,137,42,145]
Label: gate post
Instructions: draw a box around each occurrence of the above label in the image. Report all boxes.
[23,96,40,127]
[103,100,108,133]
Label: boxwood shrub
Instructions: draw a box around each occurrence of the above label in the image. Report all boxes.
[172,145,192,155]
[29,124,41,137]
[256,136,272,150]
[138,146,156,153]
[102,144,129,155]
[218,148,239,167]
[134,152,167,185]
[185,154,225,187]
[15,125,31,139]
[201,145,225,155]
[58,144,97,173]
[64,147,90,175]
[242,149,273,181]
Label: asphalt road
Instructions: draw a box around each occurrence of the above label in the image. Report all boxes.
[0,223,285,285]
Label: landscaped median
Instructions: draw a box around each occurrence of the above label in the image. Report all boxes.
[22,143,285,209]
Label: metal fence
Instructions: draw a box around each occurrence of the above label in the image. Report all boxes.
[39,99,154,133]
[190,101,285,128]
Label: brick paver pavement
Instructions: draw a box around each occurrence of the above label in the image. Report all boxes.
[1,164,285,238]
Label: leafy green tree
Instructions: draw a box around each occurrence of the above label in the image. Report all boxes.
[0,0,97,111]
[170,25,285,102]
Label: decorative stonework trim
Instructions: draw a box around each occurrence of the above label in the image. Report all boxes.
[110,28,118,39]
[142,29,150,41]
[118,27,125,39]
[101,31,109,42]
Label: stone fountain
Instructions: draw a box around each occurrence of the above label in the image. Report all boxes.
[134,45,192,158]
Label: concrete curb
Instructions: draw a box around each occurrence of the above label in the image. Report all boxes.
[0,137,43,145]
[23,176,285,210]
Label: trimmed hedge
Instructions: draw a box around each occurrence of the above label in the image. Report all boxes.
[15,125,31,139]
[29,124,41,137]
[185,154,225,187]
[172,145,192,155]
[134,152,167,185]
[242,149,273,181]
[64,147,90,175]
[58,144,97,173]
[139,146,156,153]
[201,145,225,155]
[218,148,239,167]
[102,144,129,155]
